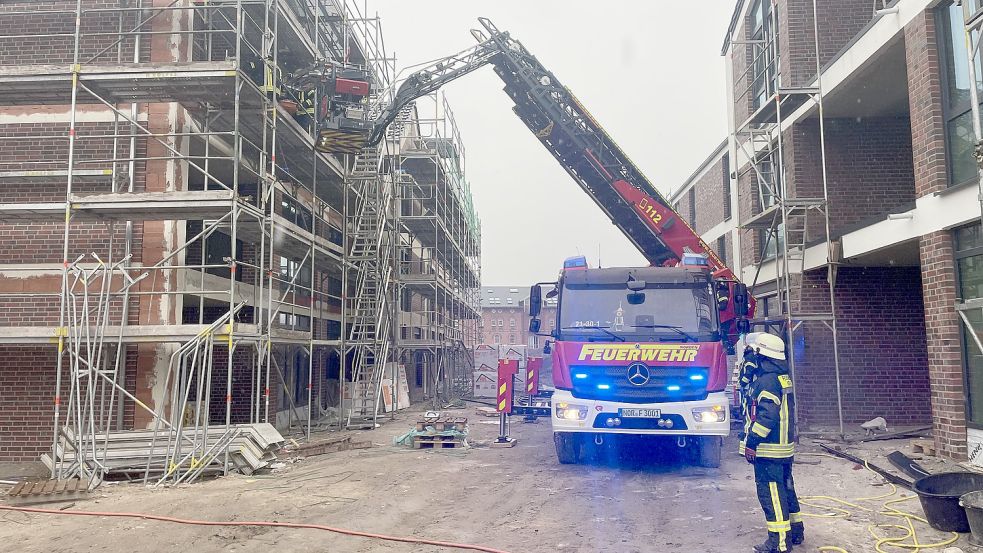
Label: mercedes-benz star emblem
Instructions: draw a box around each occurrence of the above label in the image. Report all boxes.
[626,363,650,387]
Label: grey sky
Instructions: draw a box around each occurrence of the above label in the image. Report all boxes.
[370,1,734,286]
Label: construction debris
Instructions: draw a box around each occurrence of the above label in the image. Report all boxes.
[912,438,938,457]
[476,407,500,418]
[280,435,372,458]
[861,416,888,436]
[42,424,285,485]
[856,425,932,443]
[819,444,914,489]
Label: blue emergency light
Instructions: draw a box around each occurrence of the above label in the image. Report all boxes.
[563,255,588,270]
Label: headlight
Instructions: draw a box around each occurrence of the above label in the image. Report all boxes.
[555,402,589,420]
[692,405,727,423]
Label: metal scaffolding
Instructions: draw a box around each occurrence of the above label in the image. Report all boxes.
[730,0,844,434]
[0,0,403,485]
[394,93,482,407]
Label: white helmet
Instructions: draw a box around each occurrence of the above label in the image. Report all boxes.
[746,332,786,361]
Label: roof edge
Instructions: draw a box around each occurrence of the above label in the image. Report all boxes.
[721,0,746,55]
[669,139,728,201]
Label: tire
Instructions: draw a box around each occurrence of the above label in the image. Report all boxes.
[554,432,579,464]
[696,436,722,468]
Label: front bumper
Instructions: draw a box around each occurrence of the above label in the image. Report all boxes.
[551,389,730,436]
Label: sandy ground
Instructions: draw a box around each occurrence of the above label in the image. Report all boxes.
[0,408,976,553]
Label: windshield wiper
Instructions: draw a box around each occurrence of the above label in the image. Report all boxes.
[629,324,698,343]
[560,326,625,342]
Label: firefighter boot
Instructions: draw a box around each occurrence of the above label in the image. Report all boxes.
[789,522,805,545]
[753,533,792,553]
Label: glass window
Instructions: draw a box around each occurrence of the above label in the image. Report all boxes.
[750,0,777,110]
[760,222,785,261]
[938,2,983,186]
[755,150,781,209]
[948,111,978,185]
[955,222,983,426]
[716,235,728,267]
[559,282,717,339]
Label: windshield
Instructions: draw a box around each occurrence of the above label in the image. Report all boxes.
[558,283,717,340]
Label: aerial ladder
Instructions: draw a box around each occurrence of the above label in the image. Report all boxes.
[297,18,754,341]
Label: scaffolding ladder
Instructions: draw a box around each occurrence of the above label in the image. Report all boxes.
[731,0,844,435]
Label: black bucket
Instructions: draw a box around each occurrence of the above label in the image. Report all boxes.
[912,472,983,532]
[960,490,983,546]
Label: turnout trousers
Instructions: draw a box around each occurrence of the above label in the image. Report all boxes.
[754,460,801,551]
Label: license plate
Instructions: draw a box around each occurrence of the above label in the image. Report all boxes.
[619,408,661,418]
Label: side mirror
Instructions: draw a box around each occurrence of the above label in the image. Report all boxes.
[627,291,645,305]
[543,340,552,354]
[529,318,542,333]
[733,283,749,317]
[717,283,729,311]
[529,284,542,317]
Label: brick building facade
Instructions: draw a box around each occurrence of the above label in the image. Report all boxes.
[0,1,480,465]
[672,0,983,460]
[478,286,556,348]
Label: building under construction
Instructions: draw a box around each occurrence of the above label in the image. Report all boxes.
[672,0,983,462]
[0,0,481,479]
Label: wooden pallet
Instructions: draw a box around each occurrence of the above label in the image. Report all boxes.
[412,435,465,449]
[6,478,90,506]
[911,439,937,456]
[415,417,468,432]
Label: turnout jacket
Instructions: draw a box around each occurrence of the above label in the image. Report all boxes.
[739,356,796,462]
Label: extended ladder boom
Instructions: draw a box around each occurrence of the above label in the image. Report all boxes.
[308,18,748,324]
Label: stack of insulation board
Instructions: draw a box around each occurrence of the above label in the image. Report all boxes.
[41,423,285,480]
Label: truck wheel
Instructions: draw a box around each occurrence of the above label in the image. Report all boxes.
[554,432,579,464]
[696,436,722,468]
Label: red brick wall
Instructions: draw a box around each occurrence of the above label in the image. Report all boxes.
[905,9,968,460]
[0,345,137,462]
[779,0,875,88]
[793,267,931,426]
[905,9,948,197]
[788,117,915,237]
[919,231,967,459]
[0,1,137,66]
[0,347,58,461]
[685,155,730,236]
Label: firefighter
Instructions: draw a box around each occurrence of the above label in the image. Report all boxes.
[294,87,316,134]
[740,332,803,552]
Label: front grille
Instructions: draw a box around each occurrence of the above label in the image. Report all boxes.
[568,365,709,404]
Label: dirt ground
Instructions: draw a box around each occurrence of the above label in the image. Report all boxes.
[0,408,976,553]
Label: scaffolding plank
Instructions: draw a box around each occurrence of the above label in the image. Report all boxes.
[0,62,256,107]
[0,191,243,222]
[740,88,818,128]
[0,323,261,344]
[0,169,112,180]
[741,205,781,230]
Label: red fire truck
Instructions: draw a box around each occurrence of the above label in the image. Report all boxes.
[527,254,747,466]
[304,18,755,467]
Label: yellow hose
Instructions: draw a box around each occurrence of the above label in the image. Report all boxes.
[798,461,959,553]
